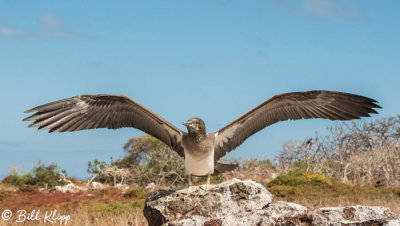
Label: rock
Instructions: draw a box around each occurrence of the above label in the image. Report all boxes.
[144,179,273,225]
[309,206,399,226]
[115,183,129,191]
[386,219,400,226]
[143,179,400,226]
[86,181,106,190]
[265,201,309,225]
[146,182,156,190]
[54,183,86,193]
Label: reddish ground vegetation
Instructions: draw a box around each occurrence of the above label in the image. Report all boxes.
[0,187,144,212]
[0,184,149,225]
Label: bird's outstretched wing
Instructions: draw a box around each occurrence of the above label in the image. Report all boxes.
[214,90,381,161]
[23,95,185,157]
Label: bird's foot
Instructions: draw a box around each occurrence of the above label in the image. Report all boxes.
[199,184,217,191]
[176,186,198,195]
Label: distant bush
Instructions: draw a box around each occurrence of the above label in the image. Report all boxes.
[2,172,33,186]
[118,135,186,187]
[88,135,187,187]
[87,159,109,183]
[2,161,67,188]
[222,158,278,184]
[277,116,400,186]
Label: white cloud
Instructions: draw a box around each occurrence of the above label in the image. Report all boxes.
[0,24,26,36]
[0,14,82,41]
[271,0,368,21]
[37,14,80,38]
[304,0,367,19]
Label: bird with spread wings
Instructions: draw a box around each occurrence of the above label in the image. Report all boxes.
[24,90,380,190]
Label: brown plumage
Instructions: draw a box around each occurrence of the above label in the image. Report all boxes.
[212,90,380,161]
[24,90,380,182]
[23,95,185,157]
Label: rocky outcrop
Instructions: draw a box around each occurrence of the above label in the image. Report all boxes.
[54,183,87,193]
[143,179,400,226]
[308,206,399,225]
[86,181,106,190]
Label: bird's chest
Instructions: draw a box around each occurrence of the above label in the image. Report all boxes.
[182,134,215,176]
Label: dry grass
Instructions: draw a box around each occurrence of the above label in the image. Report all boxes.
[0,182,17,192]
[0,211,147,226]
[58,210,146,226]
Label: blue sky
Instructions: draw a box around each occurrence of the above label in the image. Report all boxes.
[1,0,399,180]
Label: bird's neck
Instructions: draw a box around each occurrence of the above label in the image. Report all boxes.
[189,130,206,142]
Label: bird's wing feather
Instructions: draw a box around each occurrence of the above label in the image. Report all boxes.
[214,90,380,161]
[24,95,185,157]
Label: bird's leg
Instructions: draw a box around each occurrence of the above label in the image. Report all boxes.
[187,174,192,195]
[188,174,192,187]
[206,173,211,191]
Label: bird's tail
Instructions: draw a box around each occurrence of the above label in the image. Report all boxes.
[214,162,238,175]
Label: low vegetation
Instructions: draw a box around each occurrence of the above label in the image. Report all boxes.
[267,170,400,214]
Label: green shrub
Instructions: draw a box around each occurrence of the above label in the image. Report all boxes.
[267,170,338,200]
[2,161,66,188]
[30,161,66,187]
[2,173,32,186]
[269,185,299,197]
[268,170,334,187]
[87,159,108,183]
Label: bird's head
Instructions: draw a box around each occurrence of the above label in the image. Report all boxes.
[182,118,206,134]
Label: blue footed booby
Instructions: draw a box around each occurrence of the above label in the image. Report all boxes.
[23,90,380,191]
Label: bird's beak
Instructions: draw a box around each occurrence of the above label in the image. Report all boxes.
[182,121,191,127]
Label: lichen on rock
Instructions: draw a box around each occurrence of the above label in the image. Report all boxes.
[143,179,400,226]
